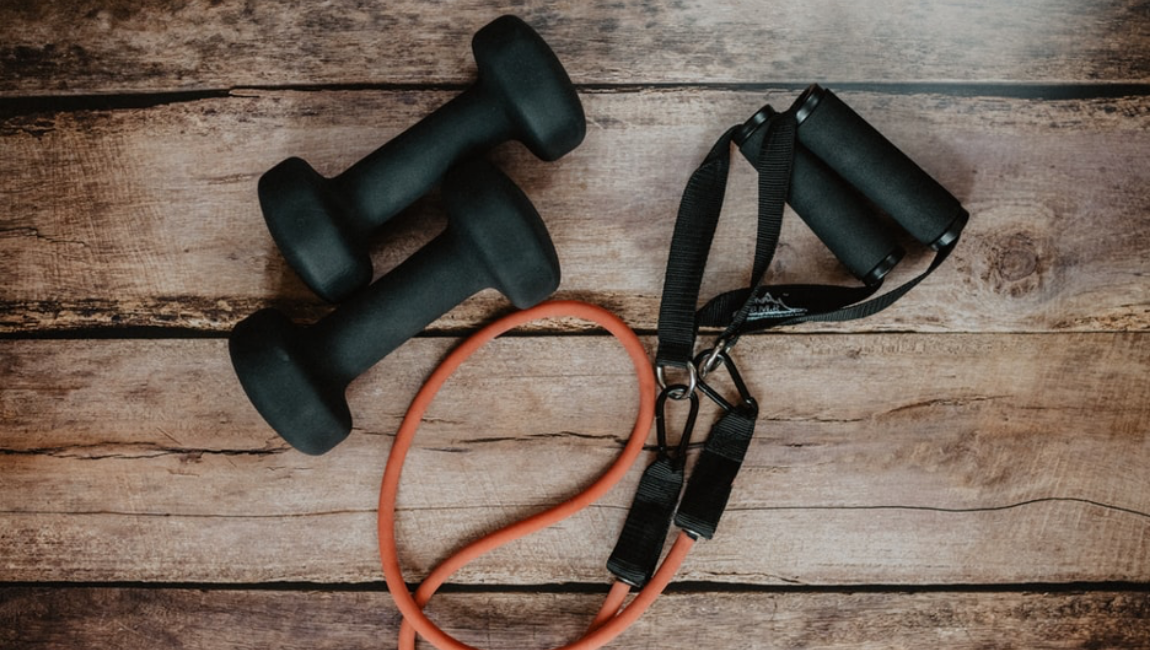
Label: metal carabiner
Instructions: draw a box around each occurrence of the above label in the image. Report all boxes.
[696,335,737,379]
[692,349,758,415]
[655,383,699,469]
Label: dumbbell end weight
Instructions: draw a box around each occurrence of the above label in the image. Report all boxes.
[229,308,353,456]
[258,157,372,303]
[441,158,562,308]
[474,15,586,161]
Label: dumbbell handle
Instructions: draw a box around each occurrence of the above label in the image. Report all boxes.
[334,87,513,234]
[311,229,486,383]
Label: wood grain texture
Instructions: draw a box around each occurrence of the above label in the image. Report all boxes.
[2,333,1147,584]
[2,90,1147,334]
[2,587,1148,649]
[2,0,1149,94]
[3,1,1146,647]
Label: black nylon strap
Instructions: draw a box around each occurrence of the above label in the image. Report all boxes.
[672,407,757,539]
[779,241,956,327]
[655,111,800,366]
[749,112,797,296]
[698,240,956,333]
[696,283,877,328]
[654,127,737,368]
[606,456,685,587]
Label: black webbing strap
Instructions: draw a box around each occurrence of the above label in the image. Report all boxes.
[607,385,699,587]
[673,406,757,539]
[655,111,800,369]
[654,127,738,369]
[697,239,955,333]
[605,456,684,586]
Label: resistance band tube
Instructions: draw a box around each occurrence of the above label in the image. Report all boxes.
[378,300,695,650]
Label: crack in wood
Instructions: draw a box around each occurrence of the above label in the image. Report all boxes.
[0,442,287,460]
[0,226,89,248]
[729,497,1150,520]
[879,395,1010,418]
[2,84,1149,122]
[455,431,631,446]
[4,497,1146,521]
[0,508,373,519]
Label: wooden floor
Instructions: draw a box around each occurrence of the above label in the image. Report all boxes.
[2,1,1148,648]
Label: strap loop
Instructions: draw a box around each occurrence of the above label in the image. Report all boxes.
[673,407,758,540]
[654,127,738,368]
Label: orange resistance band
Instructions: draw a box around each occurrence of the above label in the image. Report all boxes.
[378,300,695,650]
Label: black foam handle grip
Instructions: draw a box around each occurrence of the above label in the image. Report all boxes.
[793,85,968,250]
[736,106,904,285]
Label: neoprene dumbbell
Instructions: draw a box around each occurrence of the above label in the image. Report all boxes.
[259,15,585,303]
[230,159,562,455]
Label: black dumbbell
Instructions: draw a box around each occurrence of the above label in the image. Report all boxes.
[231,159,562,455]
[259,15,584,303]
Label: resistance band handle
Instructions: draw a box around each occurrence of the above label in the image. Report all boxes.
[793,84,968,250]
[674,407,757,540]
[693,86,971,338]
[735,104,904,286]
[606,456,685,587]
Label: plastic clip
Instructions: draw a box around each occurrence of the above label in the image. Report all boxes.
[656,383,699,468]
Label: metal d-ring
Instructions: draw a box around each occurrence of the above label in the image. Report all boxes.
[655,362,697,399]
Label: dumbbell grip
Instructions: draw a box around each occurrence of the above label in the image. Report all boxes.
[334,86,514,234]
[312,230,486,382]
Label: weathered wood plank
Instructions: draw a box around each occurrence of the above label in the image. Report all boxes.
[1,588,1147,650]
[2,90,1147,333]
[2,0,1148,94]
[2,333,1147,584]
